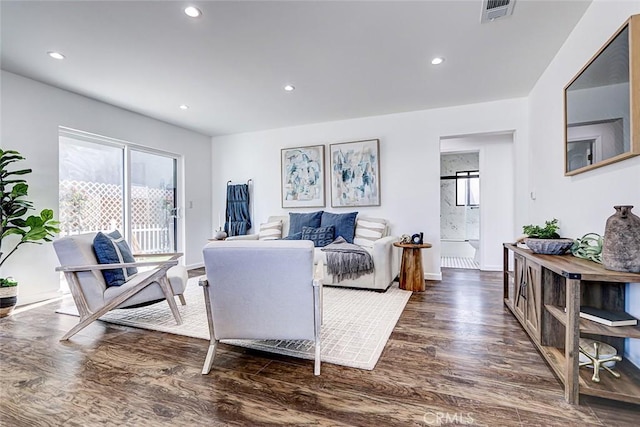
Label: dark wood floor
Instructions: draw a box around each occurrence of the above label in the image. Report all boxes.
[1,268,638,426]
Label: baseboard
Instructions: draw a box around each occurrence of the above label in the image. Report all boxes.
[186,262,204,270]
[425,272,442,281]
[481,264,502,272]
[16,290,65,307]
[14,295,67,315]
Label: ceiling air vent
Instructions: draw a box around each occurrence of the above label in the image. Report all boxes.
[481,0,515,23]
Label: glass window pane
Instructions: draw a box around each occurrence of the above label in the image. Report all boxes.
[469,177,480,205]
[456,178,467,206]
[59,137,124,235]
[454,171,480,206]
[130,150,177,253]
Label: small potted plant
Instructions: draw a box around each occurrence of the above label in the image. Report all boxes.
[1,149,60,317]
[0,277,18,317]
[521,218,574,255]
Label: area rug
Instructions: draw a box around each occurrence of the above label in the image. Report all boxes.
[56,278,411,370]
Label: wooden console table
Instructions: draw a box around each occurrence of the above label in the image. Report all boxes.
[393,242,432,292]
[503,243,640,405]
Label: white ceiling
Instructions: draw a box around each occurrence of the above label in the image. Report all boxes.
[1,1,592,137]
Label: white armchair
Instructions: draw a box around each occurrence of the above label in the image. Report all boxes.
[200,240,322,375]
[53,233,188,341]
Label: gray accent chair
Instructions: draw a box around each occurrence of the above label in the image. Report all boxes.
[53,232,188,340]
[200,240,323,375]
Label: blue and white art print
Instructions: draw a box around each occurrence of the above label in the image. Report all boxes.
[330,139,380,207]
[281,145,325,208]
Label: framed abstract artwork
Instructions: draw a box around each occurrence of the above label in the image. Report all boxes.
[281,145,325,208]
[330,139,380,207]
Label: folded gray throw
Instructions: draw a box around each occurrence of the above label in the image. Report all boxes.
[321,236,374,282]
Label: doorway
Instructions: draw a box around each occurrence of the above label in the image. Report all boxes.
[440,151,480,269]
[439,131,515,271]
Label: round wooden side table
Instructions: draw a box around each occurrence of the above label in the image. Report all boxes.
[393,242,432,292]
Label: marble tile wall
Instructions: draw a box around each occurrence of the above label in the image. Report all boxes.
[440,152,480,241]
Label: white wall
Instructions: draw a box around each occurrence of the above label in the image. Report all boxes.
[0,71,212,305]
[527,1,640,364]
[211,98,527,279]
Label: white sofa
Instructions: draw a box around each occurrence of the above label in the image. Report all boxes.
[228,215,400,291]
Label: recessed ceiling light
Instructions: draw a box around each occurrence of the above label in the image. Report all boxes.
[184,6,201,18]
[431,57,445,65]
[284,85,295,92]
[179,104,189,110]
[47,51,65,60]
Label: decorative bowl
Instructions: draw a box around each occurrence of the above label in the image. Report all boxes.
[524,238,574,255]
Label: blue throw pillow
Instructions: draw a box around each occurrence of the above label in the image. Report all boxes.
[93,230,138,287]
[320,211,358,243]
[301,225,335,247]
[288,211,323,237]
[281,231,303,240]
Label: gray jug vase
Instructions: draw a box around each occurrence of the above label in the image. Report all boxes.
[602,205,640,273]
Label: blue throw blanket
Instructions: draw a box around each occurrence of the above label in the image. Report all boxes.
[224,184,251,236]
[321,237,374,282]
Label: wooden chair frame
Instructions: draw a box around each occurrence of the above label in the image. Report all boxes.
[56,253,185,341]
[199,260,324,375]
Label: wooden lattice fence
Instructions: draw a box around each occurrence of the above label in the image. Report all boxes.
[59,180,175,253]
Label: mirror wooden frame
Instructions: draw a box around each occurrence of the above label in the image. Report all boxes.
[564,14,640,176]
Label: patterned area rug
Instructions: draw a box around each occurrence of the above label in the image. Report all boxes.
[56,278,411,370]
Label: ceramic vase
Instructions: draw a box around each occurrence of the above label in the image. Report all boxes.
[0,285,18,318]
[213,230,228,240]
[602,205,640,273]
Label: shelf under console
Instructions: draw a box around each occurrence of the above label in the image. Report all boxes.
[503,243,640,405]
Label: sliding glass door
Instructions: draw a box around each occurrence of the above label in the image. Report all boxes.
[59,129,179,254]
[130,150,177,254]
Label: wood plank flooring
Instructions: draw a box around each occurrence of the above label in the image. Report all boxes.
[1,268,638,426]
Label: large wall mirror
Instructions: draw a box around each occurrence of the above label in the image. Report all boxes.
[564,14,639,176]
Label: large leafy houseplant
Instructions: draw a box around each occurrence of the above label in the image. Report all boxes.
[0,149,60,316]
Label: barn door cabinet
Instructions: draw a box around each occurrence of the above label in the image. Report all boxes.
[510,253,542,343]
[503,243,640,405]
